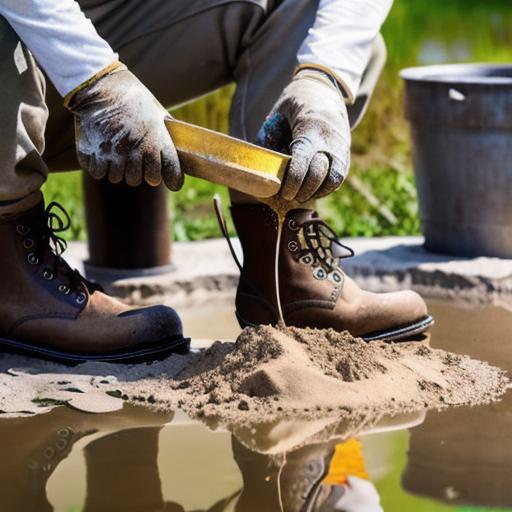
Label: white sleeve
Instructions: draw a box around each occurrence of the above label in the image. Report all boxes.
[297,0,393,102]
[0,0,118,97]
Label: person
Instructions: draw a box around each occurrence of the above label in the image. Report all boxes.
[0,0,433,363]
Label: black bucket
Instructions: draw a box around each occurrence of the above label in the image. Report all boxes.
[401,63,512,258]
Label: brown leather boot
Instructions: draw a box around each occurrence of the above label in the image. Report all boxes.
[0,192,189,363]
[224,202,433,341]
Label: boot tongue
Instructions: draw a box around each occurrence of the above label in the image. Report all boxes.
[287,209,352,261]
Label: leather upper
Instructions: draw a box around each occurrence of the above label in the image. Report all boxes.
[232,203,428,337]
[0,193,182,353]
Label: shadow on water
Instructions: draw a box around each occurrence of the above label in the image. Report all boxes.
[0,299,511,511]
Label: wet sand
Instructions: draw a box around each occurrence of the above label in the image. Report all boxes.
[0,320,507,426]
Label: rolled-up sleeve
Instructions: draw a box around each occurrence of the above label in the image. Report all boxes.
[297,0,393,103]
[0,0,118,97]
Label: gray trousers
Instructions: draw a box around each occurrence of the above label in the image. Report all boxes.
[0,0,385,201]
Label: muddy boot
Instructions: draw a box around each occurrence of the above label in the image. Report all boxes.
[223,203,432,341]
[0,192,189,363]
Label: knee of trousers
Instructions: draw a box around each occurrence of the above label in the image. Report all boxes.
[0,16,49,200]
[229,0,319,141]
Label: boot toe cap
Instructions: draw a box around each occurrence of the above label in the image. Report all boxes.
[397,290,429,321]
[118,305,184,345]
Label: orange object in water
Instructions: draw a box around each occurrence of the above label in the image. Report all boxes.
[324,438,369,485]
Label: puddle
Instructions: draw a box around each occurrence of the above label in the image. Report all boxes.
[1,298,512,511]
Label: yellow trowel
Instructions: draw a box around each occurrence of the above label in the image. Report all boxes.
[165,119,289,197]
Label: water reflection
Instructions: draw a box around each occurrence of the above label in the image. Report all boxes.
[0,406,171,512]
[1,300,512,511]
[403,393,512,508]
[401,300,512,508]
[231,433,387,512]
[0,403,425,511]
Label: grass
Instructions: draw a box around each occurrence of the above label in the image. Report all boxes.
[42,0,512,242]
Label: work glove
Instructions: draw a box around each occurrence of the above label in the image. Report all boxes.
[65,64,183,190]
[257,69,351,203]
[322,476,383,512]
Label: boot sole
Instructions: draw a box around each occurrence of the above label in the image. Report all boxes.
[360,315,434,342]
[0,335,191,365]
[236,312,434,343]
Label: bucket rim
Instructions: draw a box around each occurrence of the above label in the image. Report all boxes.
[400,63,512,84]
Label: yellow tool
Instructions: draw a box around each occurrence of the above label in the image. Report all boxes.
[166,119,289,198]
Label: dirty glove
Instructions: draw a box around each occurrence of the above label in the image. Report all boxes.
[322,476,383,512]
[257,69,350,202]
[65,63,183,190]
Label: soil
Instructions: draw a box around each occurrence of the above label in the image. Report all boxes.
[0,324,506,429]
[124,323,508,424]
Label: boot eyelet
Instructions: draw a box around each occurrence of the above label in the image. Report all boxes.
[56,438,67,451]
[43,447,54,460]
[300,255,313,265]
[313,267,327,280]
[76,292,87,304]
[16,225,30,235]
[331,271,343,283]
[23,238,35,249]
[58,284,70,295]
[42,269,54,280]
[287,241,299,252]
[27,253,39,265]
[288,219,299,231]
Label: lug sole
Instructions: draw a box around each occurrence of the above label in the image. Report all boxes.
[236,311,434,343]
[0,335,191,365]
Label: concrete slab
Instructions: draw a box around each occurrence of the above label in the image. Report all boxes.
[65,236,512,306]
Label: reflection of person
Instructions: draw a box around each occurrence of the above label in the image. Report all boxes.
[222,436,383,511]
[0,405,388,511]
[0,406,172,512]
[0,0,432,362]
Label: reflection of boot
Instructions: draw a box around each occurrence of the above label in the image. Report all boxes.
[0,407,97,512]
[231,435,333,512]
[0,191,188,363]
[229,203,432,341]
[280,442,334,511]
[231,437,283,512]
[84,427,165,512]
[0,405,172,512]
[228,431,385,512]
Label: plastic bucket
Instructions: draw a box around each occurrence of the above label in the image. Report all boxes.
[401,63,512,257]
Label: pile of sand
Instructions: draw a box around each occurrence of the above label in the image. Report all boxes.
[0,324,507,423]
[125,323,508,422]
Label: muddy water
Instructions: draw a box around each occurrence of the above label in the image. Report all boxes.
[1,298,512,512]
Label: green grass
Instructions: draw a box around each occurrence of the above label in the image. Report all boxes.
[42,0,512,242]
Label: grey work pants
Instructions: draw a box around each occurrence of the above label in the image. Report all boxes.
[0,0,385,201]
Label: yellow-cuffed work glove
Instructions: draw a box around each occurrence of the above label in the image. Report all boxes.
[65,63,183,191]
[257,69,350,203]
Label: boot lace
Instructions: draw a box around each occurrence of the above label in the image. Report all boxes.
[30,202,100,296]
[298,218,354,273]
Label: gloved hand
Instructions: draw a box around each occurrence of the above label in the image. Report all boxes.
[257,69,351,203]
[65,64,183,190]
[322,476,383,512]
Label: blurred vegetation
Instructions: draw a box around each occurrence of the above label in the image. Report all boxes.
[43,0,512,242]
